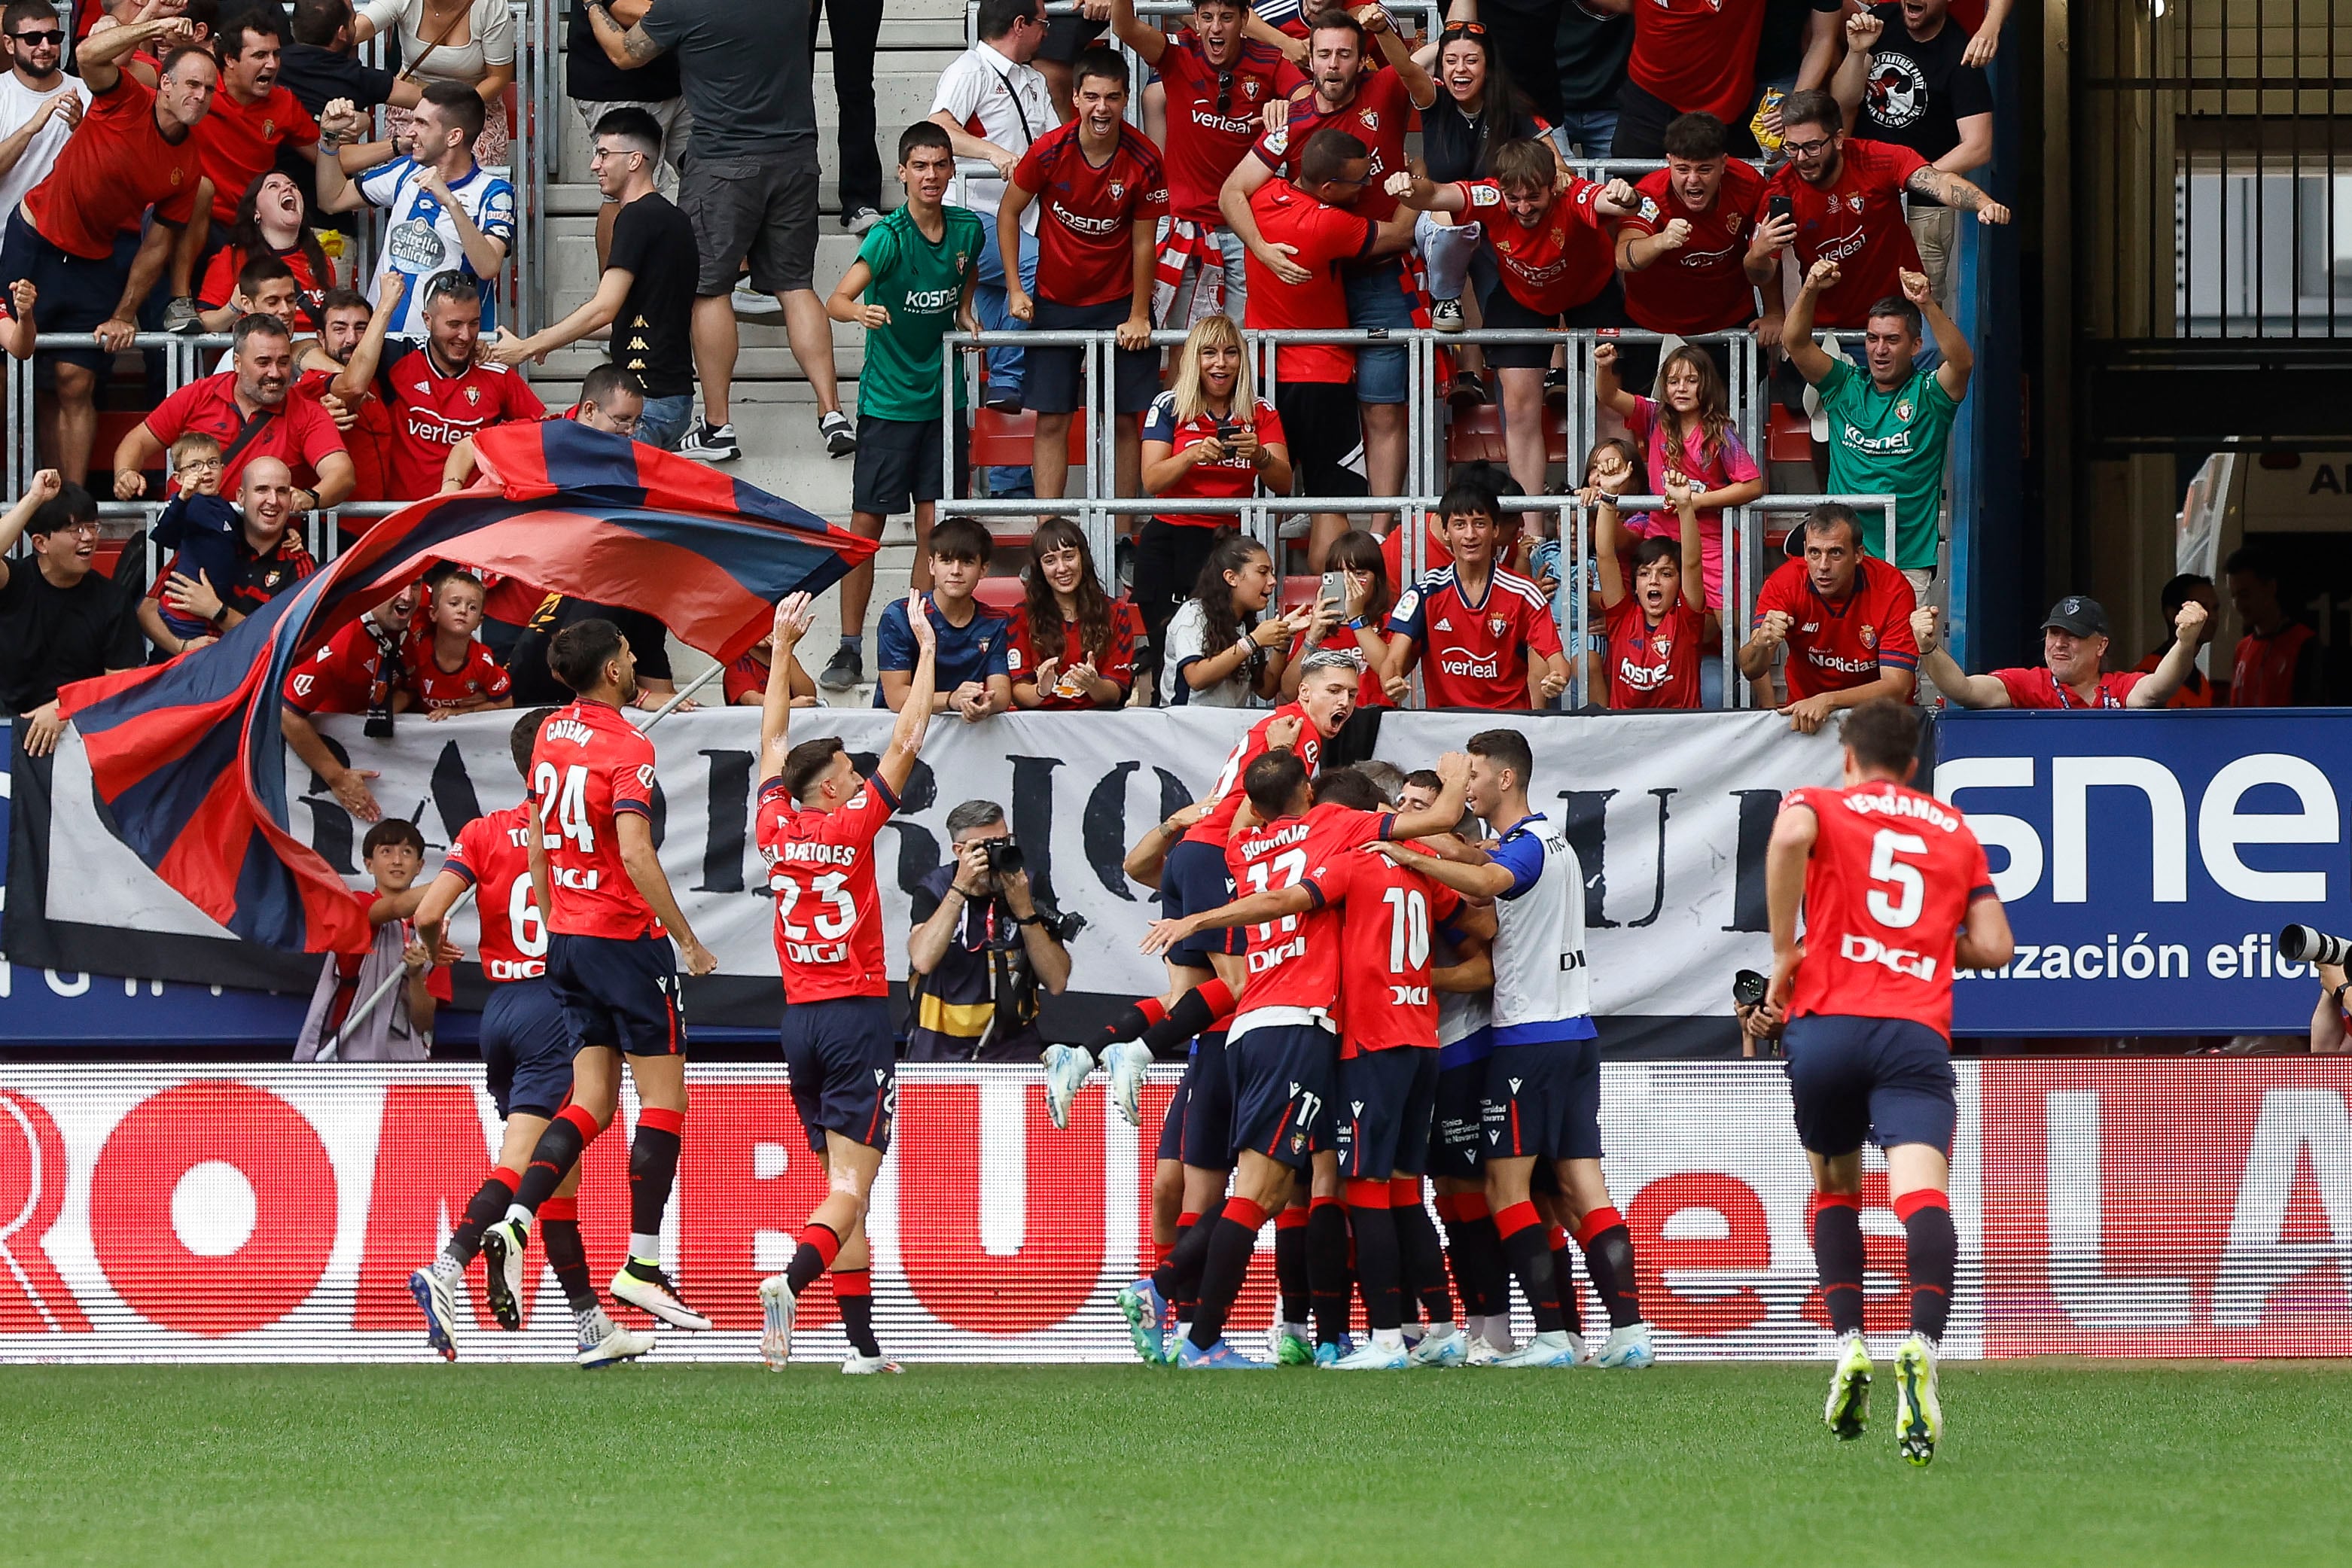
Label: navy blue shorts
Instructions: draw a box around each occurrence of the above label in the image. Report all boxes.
[781,995,897,1153]
[547,932,685,1058]
[1159,839,1242,963]
[1025,296,1159,416]
[0,210,139,374]
[1177,1030,1234,1171]
[1156,1070,1188,1162]
[480,978,573,1119]
[1481,1037,1602,1162]
[1227,1021,1339,1171]
[1782,1014,1957,1158]
[1427,1057,1486,1180]
[1333,1048,1440,1180]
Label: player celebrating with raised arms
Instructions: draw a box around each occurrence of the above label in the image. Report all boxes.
[478,622,721,1338]
[757,591,939,1374]
[407,710,653,1370]
[1764,699,2010,1466]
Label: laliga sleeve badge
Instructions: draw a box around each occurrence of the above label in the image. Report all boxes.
[1468,184,1502,209]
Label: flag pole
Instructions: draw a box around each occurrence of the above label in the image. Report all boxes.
[313,667,727,1061]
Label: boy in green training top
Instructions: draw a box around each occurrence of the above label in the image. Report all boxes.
[820,120,984,693]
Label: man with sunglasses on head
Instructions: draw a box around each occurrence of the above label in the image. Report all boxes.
[0,2,89,219]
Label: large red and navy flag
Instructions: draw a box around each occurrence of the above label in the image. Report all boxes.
[56,422,879,955]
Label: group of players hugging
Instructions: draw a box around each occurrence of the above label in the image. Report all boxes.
[402,592,2008,1470]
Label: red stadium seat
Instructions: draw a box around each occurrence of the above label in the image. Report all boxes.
[973,577,1028,614]
[1767,403,1814,464]
[1279,574,1320,613]
[1443,402,1570,467]
[969,407,1088,468]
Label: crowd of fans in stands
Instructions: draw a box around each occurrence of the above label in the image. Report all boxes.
[0,0,2333,748]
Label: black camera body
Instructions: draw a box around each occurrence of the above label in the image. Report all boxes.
[984,837,1025,878]
[1732,969,1769,1008]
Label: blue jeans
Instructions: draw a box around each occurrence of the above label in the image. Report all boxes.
[636,392,693,451]
[1552,109,1617,160]
[971,207,1039,399]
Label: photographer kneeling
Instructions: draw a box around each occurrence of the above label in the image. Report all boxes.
[905,800,1079,1061]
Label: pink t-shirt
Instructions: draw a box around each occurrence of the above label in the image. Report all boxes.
[1622,393,1761,611]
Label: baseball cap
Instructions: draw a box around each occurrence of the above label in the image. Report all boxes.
[2041,595,2109,638]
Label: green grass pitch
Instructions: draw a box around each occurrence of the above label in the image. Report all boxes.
[5,1362,2347,1566]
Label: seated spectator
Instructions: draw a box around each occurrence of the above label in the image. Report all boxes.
[0,473,141,756]
[820,120,985,695]
[1138,315,1293,689]
[398,570,512,720]
[299,287,392,504]
[1831,3,1994,309]
[1382,475,1568,710]
[2135,572,2219,708]
[115,313,353,511]
[1592,339,1762,613]
[1739,502,1918,731]
[315,83,516,336]
[1593,464,1708,710]
[1615,112,1775,386]
[195,171,335,331]
[1289,527,1409,711]
[1160,530,1308,708]
[352,0,514,167]
[1009,519,1145,711]
[876,517,1012,720]
[137,455,316,653]
[1003,47,1165,504]
[2225,545,2326,707]
[723,633,821,708]
[1783,264,1965,587]
[1914,595,2207,710]
[291,817,449,1062]
[336,272,545,501]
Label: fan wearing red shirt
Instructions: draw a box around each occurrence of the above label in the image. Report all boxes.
[1618,112,1774,349]
[752,593,940,1371]
[400,571,514,719]
[340,270,546,499]
[115,314,355,508]
[1287,528,1403,712]
[2224,547,2328,707]
[1611,0,1769,158]
[1007,519,1146,710]
[1107,0,1301,324]
[1764,699,2012,1462]
[1223,9,1436,559]
[1594,474,1711,711]
[479,617,721,1342]
[3,21,212,481]
[299,288,395,503]
[1741,504,1919,732]
[1746,91,2007,329]
[1002,49,1168,504]
[1914,595,2207,712]
[1383,476,1567,711]
[191,13,321,245]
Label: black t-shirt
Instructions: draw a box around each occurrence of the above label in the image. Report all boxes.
[566,2,684,105]
[1854,5,1993,185]
[605,193,698,400]
[278,43,401,116]
[1421,93,1546,184]
[0,559,142,712]
[505,598,675,706]
[1555,0,1633,115]
[1756,0,1844,87]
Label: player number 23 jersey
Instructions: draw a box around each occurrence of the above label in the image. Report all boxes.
[754,774,902,1002]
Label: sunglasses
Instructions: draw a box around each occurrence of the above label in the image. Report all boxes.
[1440,21,1485,38]
[1214,68,1233,118]
[12,29,62,44]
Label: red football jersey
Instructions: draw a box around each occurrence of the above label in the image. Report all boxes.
[1759,140,1928,330]
[1603,596,1709,709]
[1385,564,1564,709]
[1627,0,1769,126]
[1224,802,1394,1027]
[1139,392,1287,530]
[21,73,202,260]
[379,354,547,501]
[443,803,550,982]
[282,618,392,714]
[192,85,318,227]
[1312,842,1461,1058]
[296,367,393,504]
[529,700,663,941]
[1287,623,1391,711]
[1242,181,1372,383]
[1455,177,1615,316]
[2232,623,2317,708]
[1007,598,1144,708]
[1784,781,1994,1040]
[1622,160,1769,335]
[1251,67,1418,223]
[1013,120,1168,306]
[723,650,771,705]
[1184,701,1324,849]
[1157,38,1303,224]
[1990,665,2144,710]
[198,241,329,326]
[754,772,900,1002]
[405,635,513,712]
[1752,556,1919,701]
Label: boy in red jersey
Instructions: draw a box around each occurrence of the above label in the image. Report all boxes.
[1914,595,2207,711]
[1003,47,1167,502]
[400,571,513,719]
[1741,503,1918,729]
[1382,475,1567,710]
[1594,464,1709,711]
[1616,113,1775,386]
[756,591,939,1374]
[407,710,654,1371]
[479,620,721,1338]
[1130,747,1471,1368]
[1766,699,2011,1466]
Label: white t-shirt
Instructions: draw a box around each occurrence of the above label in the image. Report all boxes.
[0,72,91,219]
[930,40,1055,236]
[1158,599,1267,708]
[355,157,516,336]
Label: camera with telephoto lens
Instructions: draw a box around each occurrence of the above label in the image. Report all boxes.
[2280,925,2352,967]
[1732,969,1769,1008]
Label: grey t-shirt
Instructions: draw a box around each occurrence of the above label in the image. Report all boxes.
[639,0,815,158]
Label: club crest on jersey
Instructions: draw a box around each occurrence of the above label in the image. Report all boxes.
[465,385,482,405]
[1847,193,1866,213]
[1488,616,1508,636]
[1360,110,1379,130]
[636,763,657,790]
[1110,180,1126,199]
[1896,400,1914,422]
[1860,624,1878,649]
[1244,78,1260,99]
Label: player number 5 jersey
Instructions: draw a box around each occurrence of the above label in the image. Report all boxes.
[754,773,902,1002]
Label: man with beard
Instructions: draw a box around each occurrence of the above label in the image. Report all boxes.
[333,269,544,501]
[0,3,90,219]
[297,286,392,503]
[114,311,352,510]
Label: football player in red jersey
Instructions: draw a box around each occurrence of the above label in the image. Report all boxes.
[479,618,721,1337]
[1766,699,2010,1466]
[756,591,938,1373]
[406,710,654,1370]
